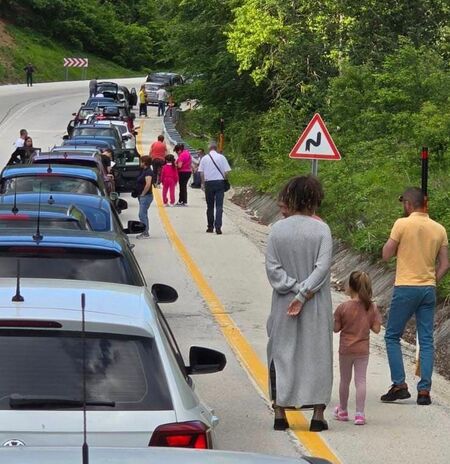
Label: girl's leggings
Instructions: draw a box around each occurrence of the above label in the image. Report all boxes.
[339,354,369,413]
[162,179,176,205]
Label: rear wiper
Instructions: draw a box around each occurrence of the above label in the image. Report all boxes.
[9,394,115,409]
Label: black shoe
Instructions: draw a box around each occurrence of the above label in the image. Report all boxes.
[417,390,432,405]
[206,227,214,233]
[309,419,328,432]
[273,418,289,431]
[380,384,411,402]
[215,228,222,235]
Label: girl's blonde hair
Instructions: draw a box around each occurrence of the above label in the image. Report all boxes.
[348,271,373,311]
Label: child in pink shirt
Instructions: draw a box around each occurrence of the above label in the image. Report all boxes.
[334,271,382,425]
[160,154,179,206]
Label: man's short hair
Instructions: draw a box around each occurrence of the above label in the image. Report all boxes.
[157,135,164,142]
[20,129,27,136]
[402,187,425,208]
[209,141,217,150]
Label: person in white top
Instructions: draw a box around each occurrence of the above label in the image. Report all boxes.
[14,129,28,148]
[198,142,231,235]
[156,87,168,117]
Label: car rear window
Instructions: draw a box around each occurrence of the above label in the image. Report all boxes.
[0,250,142,285]
[0,218,84,231]
[0,330,172,411]
[1,177,99,195]
[73,128,117,138]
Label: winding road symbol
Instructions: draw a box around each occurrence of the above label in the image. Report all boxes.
[305,132,321,151]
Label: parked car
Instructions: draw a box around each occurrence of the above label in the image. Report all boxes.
[70,125,124,150]
[0,203,91,231]
[0,230,144,285]
[94,120,137,149]
[144,81,166,106]
[96,81,119,100]
[0,278,226,447]
[0,448,331,464]
[146,72,184,87]
[67,106,96,136]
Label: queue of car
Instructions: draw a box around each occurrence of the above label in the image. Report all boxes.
[0,77,331,464]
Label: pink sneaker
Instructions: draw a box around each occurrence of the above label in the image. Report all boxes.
[333,406,349,421]
[354,413,365,425]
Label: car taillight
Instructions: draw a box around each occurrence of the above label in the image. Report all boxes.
[149,421,210,449]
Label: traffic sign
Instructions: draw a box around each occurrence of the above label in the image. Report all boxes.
[63,58,89,68]
[289,113,341,161]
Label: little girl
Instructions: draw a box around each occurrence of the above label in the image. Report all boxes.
[333,271,381,425]
[160,154,179,206]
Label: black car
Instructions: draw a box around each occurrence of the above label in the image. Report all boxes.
[146,72,184,87]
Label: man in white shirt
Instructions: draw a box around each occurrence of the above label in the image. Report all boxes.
[14,129,28,148]
[198,142,231,235]
[156,87,168,117]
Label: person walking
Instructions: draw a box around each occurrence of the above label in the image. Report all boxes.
[138,85,148,117]
[149,135,168,185]
[24,63,35,87]
[89,77,98,97]
[174,143,191,206]
[265,175,333,432]
[198,143,231,234]
[135,155,153,239]
[156,86,168,116]
[160,154,179,206]
[333,271,381,426]
[381,187,448,405]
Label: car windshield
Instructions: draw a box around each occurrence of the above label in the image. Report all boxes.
[0,249,140,285]
[145,84,161,92]
[0,330,172,411]
[78,109,94,119]
[0,217,85,230]
[1,177,99,195]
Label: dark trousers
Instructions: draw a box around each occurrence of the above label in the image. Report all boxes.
[205,180,225,229]
[178,171,191,204]
[191,171,201,187]
[158,101,166,116]
[26,74,33,86]
[152,158,165,185]
[139,102,147,116]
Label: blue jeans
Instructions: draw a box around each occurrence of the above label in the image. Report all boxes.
[138,194,153,234]
[205,180,225,229]
[385,286,436,391]
[157,101,165,116]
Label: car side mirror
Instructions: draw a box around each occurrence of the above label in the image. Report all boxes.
[116,198,128,211]
[131,113,136,120]
[122,135,129,141]
[124,220,145,234]
[62,135,69,140]
[72,113,77,116]
[187,347,226,375]
[81,102,85,106]
[151,283,178,303]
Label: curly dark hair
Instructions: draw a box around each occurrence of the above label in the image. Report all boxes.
[278,175,324,213]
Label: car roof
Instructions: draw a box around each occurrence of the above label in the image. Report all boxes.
[1,164,100,181]
[0,280,153,337]
[0,229,124,253]
[0,447,309,464]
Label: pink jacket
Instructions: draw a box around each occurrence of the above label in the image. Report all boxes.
[160,163,179,184]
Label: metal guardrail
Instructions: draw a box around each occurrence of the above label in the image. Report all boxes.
[162,108,198,159]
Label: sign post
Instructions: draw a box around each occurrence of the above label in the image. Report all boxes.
[289,113,341,175]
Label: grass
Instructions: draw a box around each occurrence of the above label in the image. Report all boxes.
[0,24,141,84]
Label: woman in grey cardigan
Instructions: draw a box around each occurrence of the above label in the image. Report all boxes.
[265,175,333,432]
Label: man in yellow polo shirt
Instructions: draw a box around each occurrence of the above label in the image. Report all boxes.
[381,187,448,405]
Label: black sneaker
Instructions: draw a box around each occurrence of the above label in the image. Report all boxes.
[381,384,411,402]
[206,227,213,233]
[215,228,222,235]
[417,391,432,405]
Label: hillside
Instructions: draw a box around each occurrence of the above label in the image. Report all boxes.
[0,20,139,84]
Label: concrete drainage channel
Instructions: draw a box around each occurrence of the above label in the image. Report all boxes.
[162,111,450,382]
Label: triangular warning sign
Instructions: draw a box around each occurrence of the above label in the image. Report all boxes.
[289,113,341,160]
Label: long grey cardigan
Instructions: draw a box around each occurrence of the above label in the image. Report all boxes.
[265,215,333,407]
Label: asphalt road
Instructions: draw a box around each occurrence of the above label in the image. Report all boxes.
[0,78,449,464]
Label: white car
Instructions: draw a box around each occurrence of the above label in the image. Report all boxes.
[0,279,225,448]
[94,120,137,149]
[0,447,331,463]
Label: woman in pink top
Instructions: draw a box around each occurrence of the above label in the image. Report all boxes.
[174,143,191,206]
[333,271,382,425]
[160,154,179,206]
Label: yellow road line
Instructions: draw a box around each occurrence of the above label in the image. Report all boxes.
[137,121,341,464]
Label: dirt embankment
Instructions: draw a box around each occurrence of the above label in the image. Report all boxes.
[0,19,16,81]
[231,187,450,381]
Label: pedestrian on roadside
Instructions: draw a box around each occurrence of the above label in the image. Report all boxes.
[24,63,35,87]
[149,135,168,186]
[191,148,205,188]
[156,86,168,116]
[333,271,381,426]
[20,136,37,162]
[265,175,333,432]
[138,85,148,117]
[8,130,30,164]
[135,155,153,239]
[174,143,191,206]
[160,154,179,207]
[381,187,448,405]
[89,77,98,97]
[14,129,28,149]
[198,143,231,234]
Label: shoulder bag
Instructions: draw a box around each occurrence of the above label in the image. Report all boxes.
[208,154,230,192]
